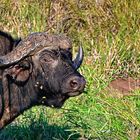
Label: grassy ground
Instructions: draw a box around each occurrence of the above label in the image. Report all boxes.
[0,0,140,139]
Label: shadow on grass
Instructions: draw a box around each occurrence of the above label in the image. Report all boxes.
[0,120,81,140]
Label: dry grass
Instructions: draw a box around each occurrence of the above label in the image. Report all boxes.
[0,0,140,139]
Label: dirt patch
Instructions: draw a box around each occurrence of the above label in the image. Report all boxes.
[107,77,140,97]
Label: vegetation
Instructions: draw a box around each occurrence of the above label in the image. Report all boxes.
[0,0,140,139]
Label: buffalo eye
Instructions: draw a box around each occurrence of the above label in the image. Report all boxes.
[40,56,58,68]
[43,58,49,62]
[41,56,55,63]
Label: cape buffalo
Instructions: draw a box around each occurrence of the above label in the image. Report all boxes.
[0,31,86,130]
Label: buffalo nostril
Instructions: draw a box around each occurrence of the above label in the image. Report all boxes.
[63,76,86,96]
[70,79,79,89]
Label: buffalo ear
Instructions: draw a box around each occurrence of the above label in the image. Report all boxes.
[7,60,32,84]
[0,31,21,55]
[0,31,14,55]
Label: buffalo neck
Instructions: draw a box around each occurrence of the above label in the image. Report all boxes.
[0,70,38,130]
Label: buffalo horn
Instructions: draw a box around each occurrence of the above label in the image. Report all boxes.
[0,32,72,67]
[73,46,84,69]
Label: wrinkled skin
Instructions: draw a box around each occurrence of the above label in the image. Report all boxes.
[0,31,86,130]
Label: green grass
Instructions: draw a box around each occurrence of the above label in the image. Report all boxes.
[0,0,140,139]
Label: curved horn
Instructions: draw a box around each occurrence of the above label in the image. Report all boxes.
[0,32,72,67]
[73,46,84,69]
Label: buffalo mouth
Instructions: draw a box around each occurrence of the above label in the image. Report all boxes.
[66,90,83,97]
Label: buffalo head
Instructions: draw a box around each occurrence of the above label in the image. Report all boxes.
[0,32,86,108]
